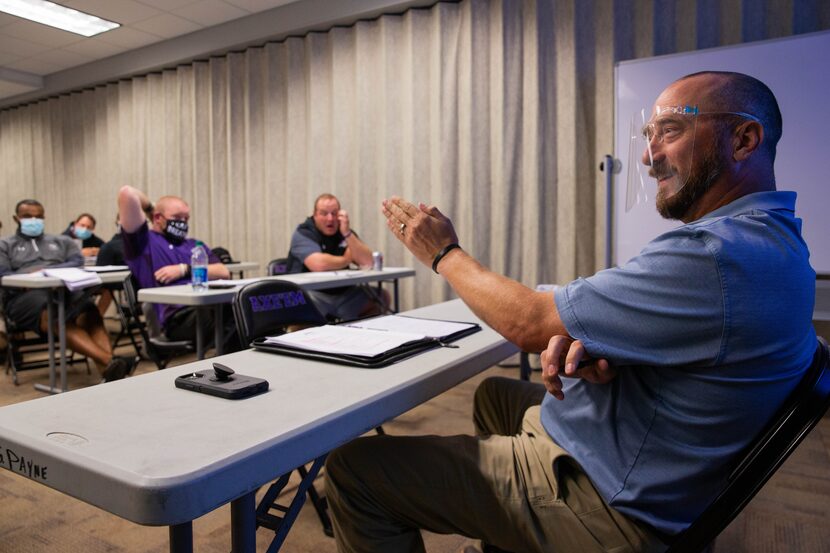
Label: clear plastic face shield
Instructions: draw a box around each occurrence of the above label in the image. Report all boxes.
[626,105,699,211]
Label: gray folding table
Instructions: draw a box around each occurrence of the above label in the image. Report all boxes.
[1,269,131,393]
[0,299,517,552]
[138,267,416,359]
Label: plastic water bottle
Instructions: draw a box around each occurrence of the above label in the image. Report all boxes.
[191,241,208,292]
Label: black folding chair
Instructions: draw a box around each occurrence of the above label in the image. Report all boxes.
[267,257,290,276]
[234,279,328,345]
[211,246,234,264]
[121,278,194,370]
[108,280,145,360]
[233,279,334,542]
[3,311,91,384]
[666,337,830,552]
[1,290,91,385]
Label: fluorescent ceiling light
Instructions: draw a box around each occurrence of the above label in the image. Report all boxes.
[0,0,120,37]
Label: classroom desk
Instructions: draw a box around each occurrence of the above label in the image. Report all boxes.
[0,299,517,553]
[1,270,131,394]
[137,267,416,359]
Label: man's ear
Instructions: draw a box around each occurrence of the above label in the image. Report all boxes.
[733,120,764,162]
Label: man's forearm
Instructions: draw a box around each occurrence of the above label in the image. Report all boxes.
[347,236,373,267]
[51,254,84,269]
[207,262,230,280]
[304,252,351,271]
[438,248,566,352]
[118,186,151,233]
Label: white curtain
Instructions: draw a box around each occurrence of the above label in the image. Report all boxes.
[1,0,827,311]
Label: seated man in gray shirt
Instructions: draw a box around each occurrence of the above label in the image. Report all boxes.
[0,199,132,382]
[286,193,387,321]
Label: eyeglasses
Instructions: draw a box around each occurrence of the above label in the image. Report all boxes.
[642,105,761,144]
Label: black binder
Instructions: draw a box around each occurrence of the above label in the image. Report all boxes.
[251,315,481,368]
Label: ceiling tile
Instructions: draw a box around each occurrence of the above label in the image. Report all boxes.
[0,48,25,63]
[0,12,21,26]
[63,37,129,59]
[131,13,202,39]
[0,51,23,65]
[1,20,83,48]
[0,34,52,57]
[7,57,62,75]
[136,0,201,10]
[62,0,162,25]
[29,48,94,70]
[172,0,248,27]
[223,0,301,11]
[94,25,162,49]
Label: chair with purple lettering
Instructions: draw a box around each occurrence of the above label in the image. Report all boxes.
[233,279,328,347]
[232,278,333,541]
[267,257,290,276]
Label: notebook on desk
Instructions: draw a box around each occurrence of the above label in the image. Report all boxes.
[251,314,481,368]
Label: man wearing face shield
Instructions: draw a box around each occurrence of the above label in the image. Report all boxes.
[0,199,132,382]
[118,186,239,351]
[325,72,815,553]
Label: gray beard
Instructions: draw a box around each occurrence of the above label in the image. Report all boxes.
[656,146,722,221]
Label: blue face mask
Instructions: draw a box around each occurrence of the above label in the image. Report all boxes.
[20,218,44,237]
[74,226,92,240]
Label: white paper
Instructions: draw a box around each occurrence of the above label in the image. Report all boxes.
[293,270,367,278]
[43,268,102,291]
[264,325,424,357]
[345,315,475,339]
[208,278,262,287]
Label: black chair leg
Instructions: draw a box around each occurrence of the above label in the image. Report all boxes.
[296,465,333,537]
[519,352,531,381]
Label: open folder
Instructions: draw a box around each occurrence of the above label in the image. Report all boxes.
[251,315,481,368]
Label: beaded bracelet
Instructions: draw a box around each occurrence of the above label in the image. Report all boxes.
[432,243,461,274]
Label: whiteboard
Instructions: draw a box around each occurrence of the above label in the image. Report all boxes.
[614,30,830,274]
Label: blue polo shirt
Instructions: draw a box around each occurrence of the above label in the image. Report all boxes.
[545,191,816,535]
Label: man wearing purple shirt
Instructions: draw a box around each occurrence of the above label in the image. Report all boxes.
[117,186,237,349]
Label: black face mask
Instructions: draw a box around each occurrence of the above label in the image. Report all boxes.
[164,219,188,245]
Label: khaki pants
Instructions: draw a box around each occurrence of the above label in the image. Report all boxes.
[326,377,666,553]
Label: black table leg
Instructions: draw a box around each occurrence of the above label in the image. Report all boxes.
[169,522,193,553]
[231,491,257,552]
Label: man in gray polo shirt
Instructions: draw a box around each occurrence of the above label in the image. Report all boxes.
[327,71,816,552]
[0,199,131,382]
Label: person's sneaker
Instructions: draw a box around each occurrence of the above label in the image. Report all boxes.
[102,357,128,382]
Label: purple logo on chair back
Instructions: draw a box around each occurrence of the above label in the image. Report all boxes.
[249,291,307,312]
